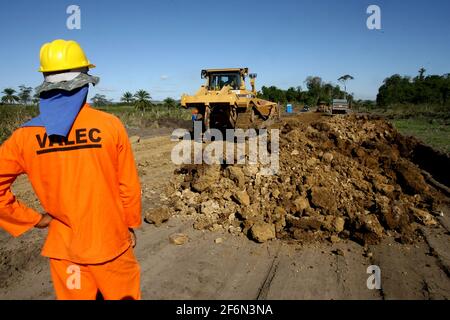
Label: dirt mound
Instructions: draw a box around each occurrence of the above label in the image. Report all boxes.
[166,114,444,245]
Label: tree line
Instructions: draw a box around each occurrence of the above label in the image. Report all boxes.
[0,86,179,112]
[92,90,179,112]
[258,75,352,106]
[376,68,450,106]
[1,86,36,105]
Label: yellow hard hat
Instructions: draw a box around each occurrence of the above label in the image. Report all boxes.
[39,39,95,73]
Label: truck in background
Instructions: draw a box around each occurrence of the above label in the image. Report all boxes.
[331,99,350,114]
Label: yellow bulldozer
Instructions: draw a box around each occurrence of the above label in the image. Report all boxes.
[181,68,280,130]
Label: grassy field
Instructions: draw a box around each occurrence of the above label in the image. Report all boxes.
[0,105,38,144]
[371,104,450,154]
[0,104,191,144]
[392,118,450,153]
[96,105,191,127]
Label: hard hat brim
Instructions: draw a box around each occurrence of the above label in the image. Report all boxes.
[39,63,96,73]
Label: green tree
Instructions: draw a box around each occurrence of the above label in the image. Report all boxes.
[1,88,20,104]
[338,74,354,95]
[285,87,299,102]
[418,67,426,80]
[258,76,347,107]
[134,89,152,113]
[91,94,110,107]
[32,90,40,105]
[442,74,450,105]
[120,91,135,105]
[163,97,177,109]
[18,85,33,105]
[377,74,412,106]
[332,85,345,100]
[259,86,287,103]
[376,71,450,107]
[321,83,334,104]
[304,76,323,106]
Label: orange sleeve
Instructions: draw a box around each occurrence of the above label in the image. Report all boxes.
[116,120,142,228]
[0,131,42,237]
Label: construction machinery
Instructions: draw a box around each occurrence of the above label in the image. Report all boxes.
[181,68,280,130]
[316,101,329,113]
[331,99,350,114]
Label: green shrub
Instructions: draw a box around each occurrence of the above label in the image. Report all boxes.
[0,105,38,143]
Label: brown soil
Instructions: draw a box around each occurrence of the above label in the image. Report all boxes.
[167,113,448,246]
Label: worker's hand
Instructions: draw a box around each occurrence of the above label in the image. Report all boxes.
[129,228,137,248]
[35,213,53,229]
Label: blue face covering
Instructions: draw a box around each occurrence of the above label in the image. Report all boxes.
[22,85,88,137]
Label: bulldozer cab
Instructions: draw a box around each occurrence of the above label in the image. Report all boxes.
[201,68,248,91]
[209,72,240,90]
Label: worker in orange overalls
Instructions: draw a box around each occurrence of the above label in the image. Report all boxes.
[0,39,142,300]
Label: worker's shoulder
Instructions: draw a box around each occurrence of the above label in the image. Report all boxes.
[82,105,125,127]
[9,124,44,141]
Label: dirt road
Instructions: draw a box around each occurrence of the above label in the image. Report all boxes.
[1,114,449,299]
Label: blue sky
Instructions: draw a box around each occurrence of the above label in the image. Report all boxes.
[0,0,449,101]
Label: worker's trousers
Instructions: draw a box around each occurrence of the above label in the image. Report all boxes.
[49,246,141,300]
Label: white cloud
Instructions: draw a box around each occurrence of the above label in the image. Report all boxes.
[160,75,169,80]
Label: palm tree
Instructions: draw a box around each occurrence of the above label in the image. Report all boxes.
[121,91,135,105]
[1,88,20,104]
[134,90,152,114]
[418,67,426,80]
[338,75,354,96]
[134,89,151,102]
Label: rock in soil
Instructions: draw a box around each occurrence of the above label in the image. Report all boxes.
[169,233,189,245]
[145,207,171,227]
[250,222,276,243]
[233,190,250,206]
[410,207,437,226]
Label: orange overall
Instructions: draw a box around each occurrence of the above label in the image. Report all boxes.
[0,104,142,299]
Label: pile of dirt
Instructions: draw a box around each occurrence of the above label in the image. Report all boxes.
[165,114,444,245]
